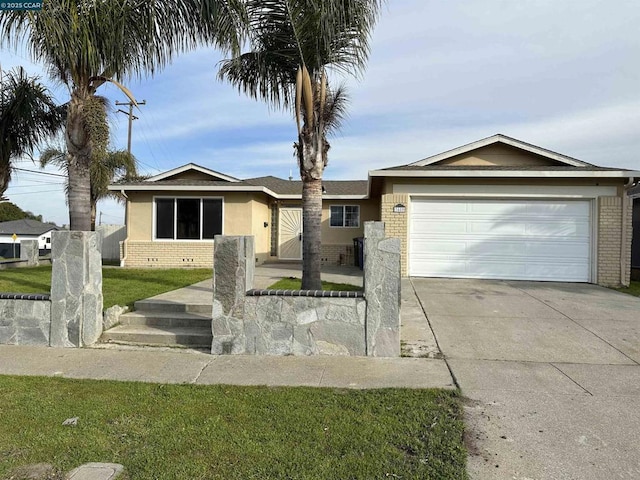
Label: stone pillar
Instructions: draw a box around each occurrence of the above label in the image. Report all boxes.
[19,240,39,266]
[364,221,401,357]
[211,236,254,354]
[50,231,104,347]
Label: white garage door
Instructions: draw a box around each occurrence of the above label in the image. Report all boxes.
[410,199,591,282]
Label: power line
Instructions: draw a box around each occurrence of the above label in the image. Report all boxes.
[13,167,66,177]
[6,189,63,196]
[7,182,64,188]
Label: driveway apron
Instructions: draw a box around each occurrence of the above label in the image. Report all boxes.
[410,278,640,480]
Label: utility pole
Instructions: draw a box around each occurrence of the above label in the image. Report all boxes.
[116,99,146,154]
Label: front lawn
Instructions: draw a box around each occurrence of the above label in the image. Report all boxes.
[616,280,640,297]
[0,266,211,309]
[0,376,467,479]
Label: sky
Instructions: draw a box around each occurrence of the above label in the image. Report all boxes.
[2,0,639,226]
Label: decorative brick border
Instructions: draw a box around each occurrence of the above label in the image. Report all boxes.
[247,289,363,298]
[0,292,50,301]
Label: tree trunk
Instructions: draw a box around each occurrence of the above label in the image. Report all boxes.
[65,92,92,231]
[301,177,323,290]
[298,127,325,290]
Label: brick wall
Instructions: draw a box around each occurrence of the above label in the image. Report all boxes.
[123,241,214,268]
[597,196,632,286]
[321,244,355,266]
[380,194,408,276]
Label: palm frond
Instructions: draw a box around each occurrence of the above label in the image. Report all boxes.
[0,66,63,193]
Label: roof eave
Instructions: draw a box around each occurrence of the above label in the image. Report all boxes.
[108,184,368,200]
[368,169,640,179]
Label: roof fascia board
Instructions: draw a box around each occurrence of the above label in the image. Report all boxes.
[368,169,640,178]
[147,163,240,182]
[408,134,589,168]
[107,184,368,200]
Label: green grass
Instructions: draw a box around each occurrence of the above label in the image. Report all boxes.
[0,266,211,309]
[0,376,467,480]
[267,277,362,291]
[615,280,640,297]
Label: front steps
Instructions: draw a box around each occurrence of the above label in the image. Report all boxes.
[101,299,212,349]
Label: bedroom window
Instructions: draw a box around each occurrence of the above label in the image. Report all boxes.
[330,205,360,227]
[155,198,223,240]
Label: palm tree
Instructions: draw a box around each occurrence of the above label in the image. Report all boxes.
[219,0,382,289]
[0,66,63,196]
[1,0,242,231]
[40,145,139,231]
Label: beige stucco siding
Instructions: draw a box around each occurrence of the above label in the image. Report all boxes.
[438,144,563,167]
[321,199,379,243]
[122,191,271,268]
[319,199,379,265]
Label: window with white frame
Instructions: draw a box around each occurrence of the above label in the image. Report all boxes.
[155,198,223,240]
[330,205,360,227]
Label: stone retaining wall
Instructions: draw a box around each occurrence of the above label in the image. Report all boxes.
[0,232,103,348]
[0,294,51,345]
[211,222,400,357]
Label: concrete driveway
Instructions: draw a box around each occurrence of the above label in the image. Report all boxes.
[410,278,640,480]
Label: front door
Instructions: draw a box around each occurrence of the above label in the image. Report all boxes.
[279,207,303,260]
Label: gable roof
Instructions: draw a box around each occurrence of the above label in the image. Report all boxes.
[147,163,240,182]
[407,134,592,168]
[369,134,639,180]
[0,219,59,236]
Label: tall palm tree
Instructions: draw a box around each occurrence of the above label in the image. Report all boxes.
[40,145,139,231]
[219,0,381,289]
[0,66,63,196]
[1,0,242,231]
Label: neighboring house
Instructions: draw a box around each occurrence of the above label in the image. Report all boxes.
[109,164,378,268]
[109,134,639,286]
[0,219,59,258]
[629,183,640,279]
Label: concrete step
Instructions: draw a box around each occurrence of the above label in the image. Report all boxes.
[101,325,212,348]
[133,299,211,315]
[119,311,211,328]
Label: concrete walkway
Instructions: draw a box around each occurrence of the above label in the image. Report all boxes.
[141,262,364,306]
[0,344,453,389]
[411,278,640,480]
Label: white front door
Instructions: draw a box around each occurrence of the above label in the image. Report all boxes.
[279,207,303,260]
[409,199,592,282]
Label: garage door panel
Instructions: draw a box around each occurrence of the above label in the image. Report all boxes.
[409,199,591,282]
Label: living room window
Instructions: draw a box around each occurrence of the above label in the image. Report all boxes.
[330,205,360,227]
[155,197,223,240]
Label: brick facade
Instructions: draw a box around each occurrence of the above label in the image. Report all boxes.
[380,194,409,276]
[597,196,632,287]
[321,244,355,266]
[122,241,214,268]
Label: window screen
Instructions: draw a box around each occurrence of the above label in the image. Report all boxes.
[156,198,175,239]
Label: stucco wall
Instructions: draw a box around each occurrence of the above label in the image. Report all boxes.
[437,144,563,167]
[123,191,272,267]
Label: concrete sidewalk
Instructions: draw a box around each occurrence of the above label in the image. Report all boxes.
[0,344,454,389]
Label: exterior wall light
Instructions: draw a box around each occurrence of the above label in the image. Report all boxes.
[393,203,406,213]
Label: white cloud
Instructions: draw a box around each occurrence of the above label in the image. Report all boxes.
[3,0,639,223]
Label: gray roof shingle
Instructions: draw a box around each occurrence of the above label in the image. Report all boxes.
[0,219,59,236]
